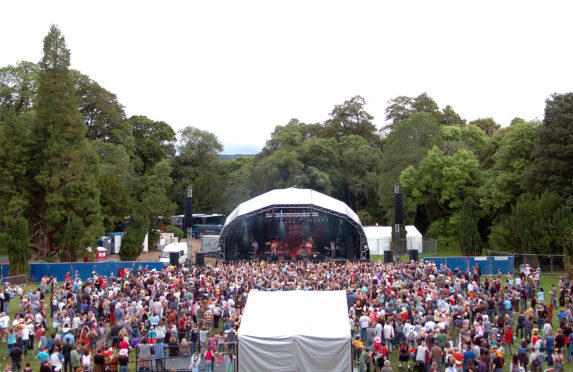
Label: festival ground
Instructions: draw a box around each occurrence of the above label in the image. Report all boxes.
[0,266,569,372]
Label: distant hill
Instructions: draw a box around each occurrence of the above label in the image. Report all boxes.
[219,154,256,161]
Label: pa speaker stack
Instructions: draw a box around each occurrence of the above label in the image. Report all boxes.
[170,252,179,266]
[408,250,419,262]
[195,252,205,266]
[384,250,393,263]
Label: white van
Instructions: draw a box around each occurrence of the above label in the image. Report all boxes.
[160,242,189,265]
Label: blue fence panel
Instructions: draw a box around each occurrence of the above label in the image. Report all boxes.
[0,264,9,278]
[26,261,166,282]
[445,257,469,272]
[423,257,447,268]
[72,263,96,282]
[469,256,491,275]
[95,262,120,278]
[491,256,514,275]
[30,263,46,282]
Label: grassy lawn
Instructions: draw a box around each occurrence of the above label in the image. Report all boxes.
[0,283,138,372]
[360,255,572,372]
[3,271,571,372]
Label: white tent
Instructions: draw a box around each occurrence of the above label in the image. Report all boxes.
[363,226,392,255]
[238,290,351,372]
[406,225,423,252]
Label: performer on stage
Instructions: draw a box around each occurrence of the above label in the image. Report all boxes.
[329,240,336,258]
[251,240,258,258]
[271,239,278,256]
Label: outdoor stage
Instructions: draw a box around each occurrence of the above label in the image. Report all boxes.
[218,188,368,262]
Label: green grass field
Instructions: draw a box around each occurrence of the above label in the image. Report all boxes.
[1,271,571,372]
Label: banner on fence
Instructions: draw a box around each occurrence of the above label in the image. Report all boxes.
[424,256,514,276]
[27,261,165,282]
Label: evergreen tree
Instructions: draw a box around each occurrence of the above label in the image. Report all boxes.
[526,93,573,201]
[4,216,31,276]
[458,197,482,256]
[31,25,103,259]
[0,110,33,220]
[119,212,148,261]
[60,214,86,262]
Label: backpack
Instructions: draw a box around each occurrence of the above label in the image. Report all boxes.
[532,355,541,367]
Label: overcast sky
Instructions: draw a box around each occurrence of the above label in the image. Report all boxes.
[2,1,572,154]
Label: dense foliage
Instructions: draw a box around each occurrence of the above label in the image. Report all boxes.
[1,26,573,268]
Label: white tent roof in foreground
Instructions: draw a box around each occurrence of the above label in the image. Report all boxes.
[224,187,361,227]
[239,290,351,371]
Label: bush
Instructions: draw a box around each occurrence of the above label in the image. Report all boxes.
[165,225,184,239]
[119,213,148,261]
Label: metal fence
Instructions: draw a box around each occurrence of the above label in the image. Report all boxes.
[422,238,437,256]
[488,250,566,273]
[134,331,238,372]
[393,238,437,257]
[0,274,27,285]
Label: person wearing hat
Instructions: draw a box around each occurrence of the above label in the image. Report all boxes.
[118,348,129,372]
[381,359,393,372]
[491,346,504,372]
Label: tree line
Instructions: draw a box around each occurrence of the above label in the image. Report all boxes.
[1,26,572,273]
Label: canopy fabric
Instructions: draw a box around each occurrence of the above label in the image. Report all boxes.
[406,225,423,252]
[224,187,361,227]
[238,290,351,371]
[363,226,392,255]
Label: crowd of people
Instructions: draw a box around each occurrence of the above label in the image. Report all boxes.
[0,259,571,372]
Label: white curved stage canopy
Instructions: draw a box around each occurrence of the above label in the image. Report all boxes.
[219,188,368,261]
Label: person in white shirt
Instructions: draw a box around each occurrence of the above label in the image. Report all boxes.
[359,313,370,344]
[374,320,383,340]
[21,323,30,355]
[0,312,9,342]
[383,321,395,352]
[50,346,63,371]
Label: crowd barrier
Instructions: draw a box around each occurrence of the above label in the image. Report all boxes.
[0,261,165,282]
[423,256,514,275]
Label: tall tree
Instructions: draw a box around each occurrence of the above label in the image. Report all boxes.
[129,115,176,174]
[171,126,223,211]
[378,112,442,223]
[468,117,500,136]
[384,96,414,129]
[526,92,573,201]
[439,105,467,126]
[141,159,176,224]
[119,212,148,261]
[384,93,440,132]
[60,214,86,262]
[458,197,483,256]
[489,192,562,254]
[480,120,538,216]
[554,205,573,276]
[72,70,127,142]
[3,216,31,276]
[0,111,33,219]
[321,96,381,147]
[0,61,39,119]
[31,25,103,259]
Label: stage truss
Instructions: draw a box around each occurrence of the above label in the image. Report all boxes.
[218,203,368,262]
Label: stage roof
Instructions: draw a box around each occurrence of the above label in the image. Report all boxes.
[223,187,361,227]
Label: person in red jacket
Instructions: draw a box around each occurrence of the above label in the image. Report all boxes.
[504,326,514,356]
